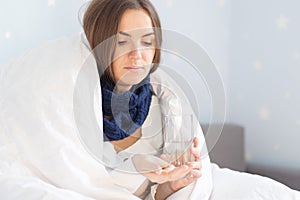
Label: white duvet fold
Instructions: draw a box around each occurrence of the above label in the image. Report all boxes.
[0,33,299,200]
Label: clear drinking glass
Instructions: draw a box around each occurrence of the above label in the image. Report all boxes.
[162,114,195,166]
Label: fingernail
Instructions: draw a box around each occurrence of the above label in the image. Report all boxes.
[181,165,189,170]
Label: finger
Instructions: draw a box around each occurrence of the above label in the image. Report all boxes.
[145,172,166,184]
[193,137,199,148]
[150,166,188,184]
[190,146,200,156]
[173,172,199,190]
[190,169,202,178]
[160,154,169,162]
[146,165,178,184]
[155,164,175,174]
[186,161,202,170]
[160,165,191,182]
[190,147,200,161]
[179,177,195,188]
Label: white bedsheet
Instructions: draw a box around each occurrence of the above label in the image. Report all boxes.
[0,150,299,200]
[0,33,299,200]
[209,164,300,200]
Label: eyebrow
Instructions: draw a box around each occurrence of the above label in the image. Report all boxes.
[119,31,155,38]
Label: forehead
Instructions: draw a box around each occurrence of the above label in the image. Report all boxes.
[118,9,153,33]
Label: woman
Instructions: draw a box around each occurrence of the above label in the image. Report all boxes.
[83,0,203,199]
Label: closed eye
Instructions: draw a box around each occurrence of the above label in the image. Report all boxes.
[118,41,127,46]
[142,41,153,46]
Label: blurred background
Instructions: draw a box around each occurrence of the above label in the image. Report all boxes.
[1,0,299,187]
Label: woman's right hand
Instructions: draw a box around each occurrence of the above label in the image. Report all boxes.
[132,154,195,184]
[132,154,201,199]
[143,164,191,184]
[153,162,202,200]
[132,154,193,184]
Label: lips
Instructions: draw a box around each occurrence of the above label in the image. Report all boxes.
[124,66,143,71]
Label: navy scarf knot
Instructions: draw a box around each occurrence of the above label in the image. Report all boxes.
[101,75,152,141]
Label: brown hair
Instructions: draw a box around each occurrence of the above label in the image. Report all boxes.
[83,0,162,82]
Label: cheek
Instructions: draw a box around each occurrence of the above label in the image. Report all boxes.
[114,47,128,61]
[143,49,156,63]
[112,58,124,79]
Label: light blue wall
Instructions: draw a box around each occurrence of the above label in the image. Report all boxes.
[153,0,300,170]
[151,0,232,124]
[0,0,86,64]
[1,0,299,170]
[227,0,300,170]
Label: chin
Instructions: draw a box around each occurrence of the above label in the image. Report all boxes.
[120,79,143,87]
[118,74,148,86]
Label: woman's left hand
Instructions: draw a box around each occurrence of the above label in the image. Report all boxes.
[169,137,202,190]
[190,137,201,162]
[154,137,202,200]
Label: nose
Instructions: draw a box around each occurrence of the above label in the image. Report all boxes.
[129,47,142,60]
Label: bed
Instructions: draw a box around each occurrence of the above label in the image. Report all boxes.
[0,33,299,200]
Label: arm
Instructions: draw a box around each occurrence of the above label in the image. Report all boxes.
[149,69,213,199]
[155,137,203,200]
[138,137,202,200]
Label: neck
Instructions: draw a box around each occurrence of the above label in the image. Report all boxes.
[115,84,132,93]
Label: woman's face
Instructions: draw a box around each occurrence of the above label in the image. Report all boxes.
[112,9,156,92]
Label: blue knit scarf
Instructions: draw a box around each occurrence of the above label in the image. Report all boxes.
[101,75,152,141]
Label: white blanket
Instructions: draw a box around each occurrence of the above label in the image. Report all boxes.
[210,164,300,200]
[0,33,299,200]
